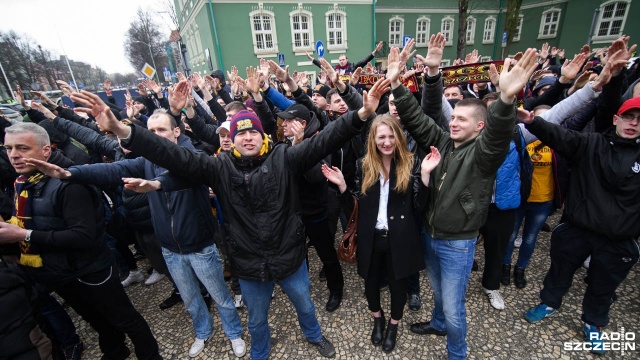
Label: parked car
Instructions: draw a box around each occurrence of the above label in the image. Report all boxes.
[0,106,23,123]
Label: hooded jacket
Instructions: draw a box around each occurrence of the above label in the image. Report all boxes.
[525,119,640,241]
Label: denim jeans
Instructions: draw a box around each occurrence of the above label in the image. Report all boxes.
[423,232,476,360]
[162,244,243,341]
[239,262,323,360]
[503,201,553,269]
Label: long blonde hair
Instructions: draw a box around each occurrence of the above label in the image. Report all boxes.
[361,115,414,195]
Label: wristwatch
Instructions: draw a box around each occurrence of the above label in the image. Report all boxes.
[24,229,33,243]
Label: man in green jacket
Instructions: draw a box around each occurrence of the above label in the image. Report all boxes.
[386,35,539,360]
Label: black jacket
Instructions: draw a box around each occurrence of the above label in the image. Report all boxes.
[525,119,640,241]
[123,111,365,281]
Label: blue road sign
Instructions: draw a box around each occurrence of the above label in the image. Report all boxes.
[403,35,411,47]
[278,53,285,67]
[315,40,325,58]
[502,31,508,47]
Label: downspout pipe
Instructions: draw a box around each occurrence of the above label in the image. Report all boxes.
[372,0,376,64]
[208,0,225,72]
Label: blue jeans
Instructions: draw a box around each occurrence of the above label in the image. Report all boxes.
[161,244,242,341]
[239,262,323,360]
[503,201,553,269]
[423,232,476,360]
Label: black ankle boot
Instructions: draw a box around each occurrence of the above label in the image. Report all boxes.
[514,267,527,289]
[501,264,511,286]
[371,312,385,346]
[382,320,398,353]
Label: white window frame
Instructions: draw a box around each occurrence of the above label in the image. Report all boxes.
[441,16,454,46]
[325,5,347,51]
[480,56,492,62]
[389,16,404,48]
[289,9,314,53]
[466,16,476,45]
[440,59,451,67]
[592,0,630,42]
[513,14,524,42]
[415,16,430,47]
[483,16,496,44]
[249,8,279,55]
[538,7,561,39]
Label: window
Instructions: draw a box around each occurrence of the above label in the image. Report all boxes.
[466,16,476,45]
[416,17,430,47]
[389,16,404,47]
[513,15,524,42]
[249,7,278,55]
[290,8,314,52]
[441,16,454,46]
[326,5,347,51]
[538,8,561,39]
[483,16,496,44]
[594,1,630,41]
[440,59,451,67]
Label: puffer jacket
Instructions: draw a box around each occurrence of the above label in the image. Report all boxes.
[393,80,516,240]
[122,111,365,281]
[493,139,521,210]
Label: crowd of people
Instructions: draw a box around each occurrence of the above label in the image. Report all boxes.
[0,30,638,360]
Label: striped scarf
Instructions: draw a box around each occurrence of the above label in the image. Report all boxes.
[8,172,46,267]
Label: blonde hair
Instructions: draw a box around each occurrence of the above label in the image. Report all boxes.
[360,115,414,195]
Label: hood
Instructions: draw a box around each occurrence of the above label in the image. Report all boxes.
[211,69,226,83]
[622,78,640,102]
[303,111,321,139]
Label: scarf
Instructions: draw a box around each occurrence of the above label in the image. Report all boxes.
[7,172,46,267]
[231,134,272,158]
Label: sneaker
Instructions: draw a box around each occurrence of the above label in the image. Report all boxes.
[63,341,84,360]
[408,293,421,311]
[189,333,212,357]
[472,259,479,271]
[583,322,605,355]
[144,270,166,286]
[514,236,523,248]
[121,270,144,287]
[524,303,556,323]
[583,255,591,269]
[308,336,336,358]
[234,294,244,308]
[318,267,326,280]
[483,288,505,310]
[230,338,246,357]
[159,290,182,310]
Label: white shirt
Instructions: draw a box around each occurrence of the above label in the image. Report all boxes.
[375,172,390,230]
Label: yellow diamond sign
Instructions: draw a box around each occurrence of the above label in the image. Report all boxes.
[141,63,156,79]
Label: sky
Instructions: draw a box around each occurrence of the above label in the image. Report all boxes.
[0,0,176,74]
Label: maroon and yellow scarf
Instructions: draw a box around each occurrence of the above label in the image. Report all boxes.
[7,172,46,267]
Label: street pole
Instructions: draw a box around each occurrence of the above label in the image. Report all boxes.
[0,59,17,102]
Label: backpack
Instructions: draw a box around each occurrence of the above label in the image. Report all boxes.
[514,126,534,205]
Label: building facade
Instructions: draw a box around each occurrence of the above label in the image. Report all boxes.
[174,0,638,76]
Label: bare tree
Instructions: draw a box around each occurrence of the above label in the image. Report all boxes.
[0,31,36,94]
[504,0,524,56]
[124,8,169,76]
[457,0,470,60]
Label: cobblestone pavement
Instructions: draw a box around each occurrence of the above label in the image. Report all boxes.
[69,213,639,359]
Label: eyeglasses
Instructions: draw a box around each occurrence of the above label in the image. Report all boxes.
[617,114,640,123]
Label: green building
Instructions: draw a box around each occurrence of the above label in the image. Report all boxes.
[175,0,638,75]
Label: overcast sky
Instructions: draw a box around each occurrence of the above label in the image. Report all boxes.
[0,0,175,74]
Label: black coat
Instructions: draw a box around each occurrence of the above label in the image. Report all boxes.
[343,158,428,280]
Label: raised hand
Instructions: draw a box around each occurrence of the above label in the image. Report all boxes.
[14,85,28,109]
[176,72,187,82]
[319,58,339,85]
[124,88,133,102]
[539,42,550,59]
[168,80,191,114]
[30,90,56,107]
[289,121,305,145]
[560,52,589,84]
[465,49,480,64]
[421,146,441,186]
[143,78,162,94]
[267,60,291,83]
[321,164,346,193]
[398,38,416,66]
[22,158,72,179]
[192,72,207,91]
[304,50,314,61]
[56,80,75,96]
[373,41,384,55]
[360,77,391,119]
[516,108,535,124]
[416,33,446,75]
[226,65,238,84]
[137,83,149,97]
[365,62,375,74]
[557,48,565,58]
[31,102,56,121]
[593,50,630,91]
[568,70,593,94]
[499,48,540,102]
[385,47,403,83]
[122,178,161,193]
[70,91,124,135]
[551,46,558,57]
[488,63,500,90]
[244,66,262,94]
[350,67,363,86]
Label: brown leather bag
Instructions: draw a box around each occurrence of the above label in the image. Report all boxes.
[337,197,358,264]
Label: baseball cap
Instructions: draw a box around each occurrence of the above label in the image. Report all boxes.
[276,103,311,122]
[313,84,330,98]
[216,120,231,134]
[617,97,640,116]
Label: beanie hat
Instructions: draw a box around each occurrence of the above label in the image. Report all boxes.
[533,76,556,95]
[230,110,264,141]
[313,84,330,98]
[211,69,226,83]
[133,96,146,105]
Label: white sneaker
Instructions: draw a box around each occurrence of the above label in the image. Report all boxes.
[144,270,166,286]
[514,236,523,248]
[483,288,505,310]
[230,338,246,357]
[121,270,144,287]
[583,255,591,269]
[189,334,212,358]
[234,294,244,308]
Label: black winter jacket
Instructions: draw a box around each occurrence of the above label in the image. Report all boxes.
[122,111,365,281]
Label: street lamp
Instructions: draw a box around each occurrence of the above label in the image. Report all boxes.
[132,40,160,83]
